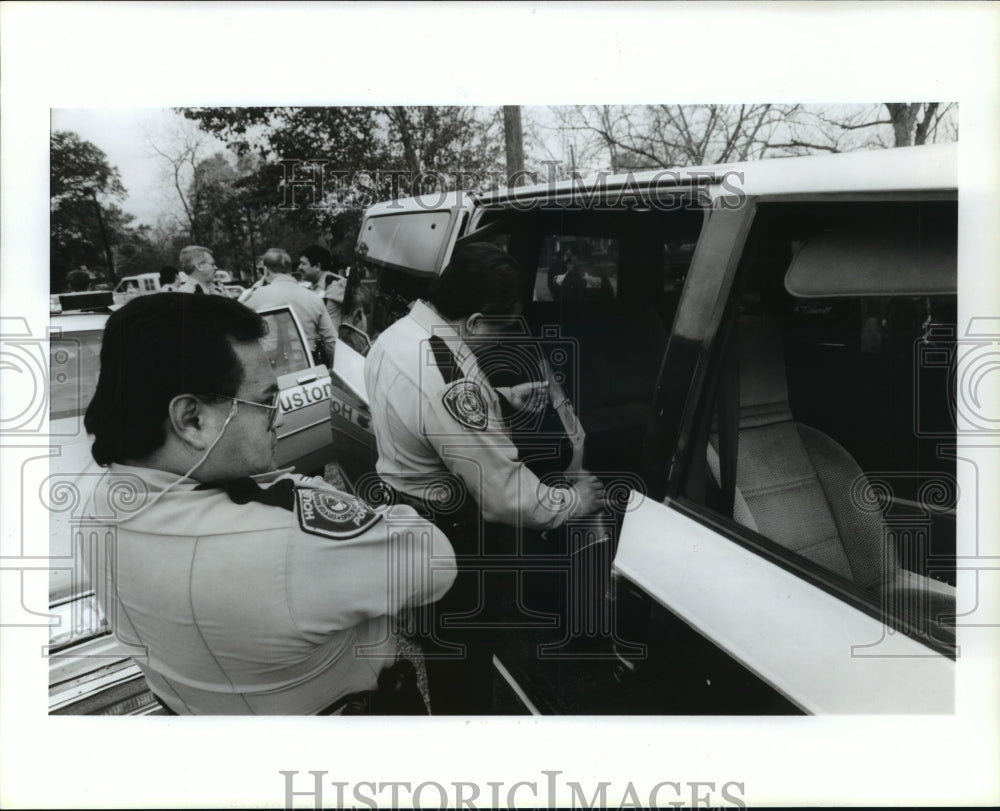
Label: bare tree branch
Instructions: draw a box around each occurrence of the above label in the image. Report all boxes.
[767,140,842,154]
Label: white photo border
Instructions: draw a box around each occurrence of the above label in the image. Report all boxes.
[2,2,998,808]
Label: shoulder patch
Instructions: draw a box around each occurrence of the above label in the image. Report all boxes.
[442,380,488,431]
[296,488,383,540]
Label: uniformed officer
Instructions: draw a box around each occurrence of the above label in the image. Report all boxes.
[82,293,456,714]
[175,245,228,295]
[364,242,605,714]
[241,247,339,366]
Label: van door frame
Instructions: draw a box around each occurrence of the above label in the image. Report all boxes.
[641,198,759,501]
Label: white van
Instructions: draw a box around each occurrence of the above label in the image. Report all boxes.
[111,273,165,304]
[329,143,960,715]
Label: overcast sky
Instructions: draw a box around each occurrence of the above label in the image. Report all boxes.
[51,107,227,228]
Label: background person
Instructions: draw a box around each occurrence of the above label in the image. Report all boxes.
[298,244,338,291]
[82,292,456,714]
[176,245,227,295]
[66,268,92,292]
[347,281,371,334]
[240,247,338,366]
[158,265,180,292]
[298,243,352,327]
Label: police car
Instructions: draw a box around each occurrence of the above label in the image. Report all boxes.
[46,291,336,713]
[329,143,960,714]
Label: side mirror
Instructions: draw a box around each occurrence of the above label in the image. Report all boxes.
[338,323,371,356]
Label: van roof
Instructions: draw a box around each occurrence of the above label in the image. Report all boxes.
[364,143,957,215]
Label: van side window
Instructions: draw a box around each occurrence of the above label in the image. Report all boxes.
[682,199,958,650]
[536,235,618,303]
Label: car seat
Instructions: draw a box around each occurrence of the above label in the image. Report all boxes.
[710,316,954,636]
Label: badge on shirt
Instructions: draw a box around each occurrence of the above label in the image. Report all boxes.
[296,488,382,540]
[442,380,488,431]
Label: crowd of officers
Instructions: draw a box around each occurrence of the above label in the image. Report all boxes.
[156,243,368,367]
[81,242,605,715]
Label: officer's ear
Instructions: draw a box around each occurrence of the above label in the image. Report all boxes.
[167,394,217,451]
[465,312,484,336]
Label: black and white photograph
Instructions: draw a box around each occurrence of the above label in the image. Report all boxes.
[2,2,999,808]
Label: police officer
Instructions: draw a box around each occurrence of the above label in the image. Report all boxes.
[82,293,456,714]
[241,247,339,366]
[364,242,605,714]
[175,245,228,295]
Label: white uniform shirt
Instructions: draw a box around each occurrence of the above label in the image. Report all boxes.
[177,278,226,295]
[242,275,338,361]
[85,464,456,714]
[364,300,573,531]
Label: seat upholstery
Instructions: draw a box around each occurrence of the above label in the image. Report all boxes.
[733,319,892,588]
[726,316,954,630]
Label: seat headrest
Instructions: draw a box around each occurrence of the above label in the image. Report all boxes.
[738,316,793,428]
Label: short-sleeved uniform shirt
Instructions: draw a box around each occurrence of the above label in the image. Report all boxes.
[85,465,456,714]
[242,275,338,361]
[303,273,348,328]
[364,300,573,531]
[176,279,226,295]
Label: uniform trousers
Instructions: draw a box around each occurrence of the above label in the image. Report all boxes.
[390,487,501,715]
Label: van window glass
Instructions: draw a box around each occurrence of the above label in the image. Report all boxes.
[536,235,619,303]
[683,199,957,651]
[662,235,698,297]
[469,204,706,480]
[260,310,311,375]
[360,210,454,274]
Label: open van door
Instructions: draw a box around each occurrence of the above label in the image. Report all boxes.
[358,199,470,275]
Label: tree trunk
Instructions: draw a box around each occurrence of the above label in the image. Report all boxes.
[90,191,116,279]
[503,106,525,186]
[247,211,257,285]
[913,102,940,146]
[387,106,422,195]
[884,103,920,147]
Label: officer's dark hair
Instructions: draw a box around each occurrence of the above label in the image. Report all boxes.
[300,244,332,270]
[158,265,179,285]
[85,293,268,466]
[428,243,527,319]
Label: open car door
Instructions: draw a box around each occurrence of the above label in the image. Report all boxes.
[257,306,333,475]
[328,323,377,490]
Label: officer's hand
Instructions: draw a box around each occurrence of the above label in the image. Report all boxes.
[504,380,549,413]
[570,473,605,517]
